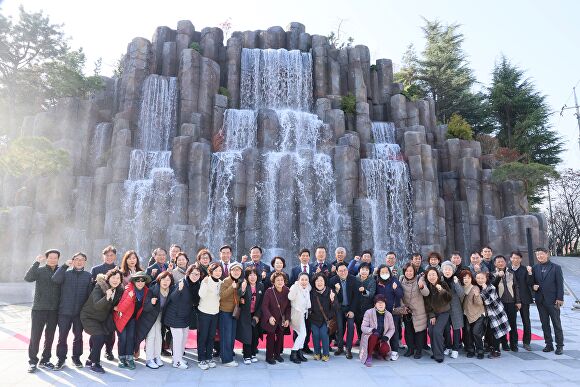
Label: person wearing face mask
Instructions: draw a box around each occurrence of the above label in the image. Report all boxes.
[359,295,396,367]
[51,252,92,370]
[374,264,403,361]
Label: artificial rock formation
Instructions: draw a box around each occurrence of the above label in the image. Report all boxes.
[0,21,546,281]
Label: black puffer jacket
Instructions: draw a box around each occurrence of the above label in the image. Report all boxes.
[136,283,173,343]
[163,277,200,328]
[24,262,60,311]
[309,287,338,326]
[52,264,92,316]
[80,274,123,335]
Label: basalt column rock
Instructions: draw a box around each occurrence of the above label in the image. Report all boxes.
[226,36,242,108]
[151,26,176,75]
[118,38,152,124]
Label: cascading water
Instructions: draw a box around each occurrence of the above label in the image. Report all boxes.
[205,48,339,260]
[361,122,414,260]
[121,74,178,258]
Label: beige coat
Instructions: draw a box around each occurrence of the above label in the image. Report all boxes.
[400,277,430,332]
[462,284,485,323]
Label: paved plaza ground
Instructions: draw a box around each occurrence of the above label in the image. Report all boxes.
[1,257,579,386]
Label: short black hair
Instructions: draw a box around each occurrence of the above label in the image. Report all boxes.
[45,249,61,258]
[451,251,461,256]
[411,252,422,258]
[535,247,549,254]
[510,250,523,258]
[335,262,348,270]
[170,244,182,250]
[299,248,311,256]
[250,245,263,254]
[470,250,482,257]
[493,254,506,262]
[361,250,372,257]
[72,252,87,260]
[219,245,233,252]
[271,256,286,268]
[102,245,116,255]
[359,262,371,271]
[315,246,327,252]
[386,251,396,257]
[481,246,493,252]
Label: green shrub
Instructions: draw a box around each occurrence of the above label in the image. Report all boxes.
[341,93,356,115]
[218,87,230,98]
[370,64,377,71]
[446,113,473,140]
[189,42,201,52]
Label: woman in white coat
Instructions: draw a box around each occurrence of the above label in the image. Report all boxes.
[288,273,311,363]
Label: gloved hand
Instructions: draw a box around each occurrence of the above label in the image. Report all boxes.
[371,328,381,336]
[380,335,389,342]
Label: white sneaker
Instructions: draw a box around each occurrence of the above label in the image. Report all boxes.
[208,360,217,368]
[173,361,188,369]
[198,361,209,370]
[450,350,458,359]
[243,358,252,365]
[154,357,164,367]
[146,360,159,369]
[443,348,452,356]
[251,356,258,363]
[390,352,399,361]
[223,361,238,367]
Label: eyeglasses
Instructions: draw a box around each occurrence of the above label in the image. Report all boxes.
[134,278,146,283]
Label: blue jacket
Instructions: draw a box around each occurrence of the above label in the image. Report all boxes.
[375,276,404,313]
[146,262,169,280]
[532,261,564,305]
[90,262,117,282]
[347,259,374,276]
[52,264,92,316]
[290,264,316,285]
[163,278,200,328]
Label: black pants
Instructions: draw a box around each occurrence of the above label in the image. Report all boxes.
[403,317,426,353]
[444,316,462,351]
[390,316,400,352]
[292,317,311,349]
[28,310,58,364]
[89,334,106,365]
[57,314,84,361]
[484,318,501,352]
[197,311,218,362]
[518,303,531,345]
[89,331,115,355]
[537,300,564,347]
[464,316,484,355]
[428,311,449,361]
[500,303,518,348]
[336,305,355,350]
[243,318,261,358]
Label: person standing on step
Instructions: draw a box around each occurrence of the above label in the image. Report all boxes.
[468,251,489,276]
[288,273,312,363]
[348,250,373,276]
[52,252,92,370]
[90,245,118,362]
[410,252,425,276]
[492,255,520,352]
[290,248,314,285]
[120,250,143,286]
[481,246,494,272]
[510,250,534,351]
[25,250,61,373]
[532,247,565,355]
[329,262,359,359]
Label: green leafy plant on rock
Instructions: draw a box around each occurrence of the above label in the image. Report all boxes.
[446,113,473,140]
[218,87,230,98]
[0,136,70,177]
[341,93,356,116]
[189,42,201,52]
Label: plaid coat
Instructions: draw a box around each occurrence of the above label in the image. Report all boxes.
[480,284,510,339]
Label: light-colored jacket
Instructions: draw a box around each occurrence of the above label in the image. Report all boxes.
[198,276,222,315]
[288,282,311,331]
[359,308,396,363]
[400,276,430,332]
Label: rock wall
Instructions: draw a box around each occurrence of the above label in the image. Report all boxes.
[0,22,546,281]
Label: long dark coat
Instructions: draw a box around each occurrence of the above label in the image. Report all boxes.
[236,282,264,344]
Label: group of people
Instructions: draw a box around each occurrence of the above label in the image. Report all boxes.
[24,243,565,374]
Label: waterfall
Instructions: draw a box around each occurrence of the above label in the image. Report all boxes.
[204,47,339,261]
[121,74,178,257]
[361,122,414,260]
[89,122,112,170]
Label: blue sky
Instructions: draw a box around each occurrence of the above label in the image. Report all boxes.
[2,0,579,169]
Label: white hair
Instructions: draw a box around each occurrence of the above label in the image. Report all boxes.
[335,247,346,254]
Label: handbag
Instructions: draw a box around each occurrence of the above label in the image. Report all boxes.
[232,283,241,320]
[315,292,337,336]
[391,305,409,316]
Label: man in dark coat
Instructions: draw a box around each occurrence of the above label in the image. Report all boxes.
[329,262,360,359]
[218,244,235,280]
[330,246,348,277]
[510,250,534,351]
[24,250,61,373]
[52,252,92,369]
[243,246,271,283]
[89,245,118,361]
[146,247,170,280]
[290,248,315,285]
[532,247,565,355]
[313,246,331,277]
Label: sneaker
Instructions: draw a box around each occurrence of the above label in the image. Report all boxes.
[85,359,93,367]
[443,348,452,356]
[27,364,37,373]
[154,357,164,367]
[126,358,136,370]
[487,351,501,359]
[251,356,258,363]
[321,355,330,362]
[345,349,353,359]
[243,358,252,365]
[476,353,484,360]
[450,350,458,359]
[173,361,188,369]
[266,358,276,365]
[364,359,372,367]
[118,358,127,369]
[208,360,217,368]
[334,347,344,356]
[275,355,284,363]
[555,347,564,355]
[53,360,65,371]
[161,349,171,357]
[72,358,83,368]
[198,361,209,370]
[90,363,105,374]
[302,347,313,354]
[313,354,321,360]
[542,345,554,353]
[223,361,238,367]
[39,361,55,370]
[146,360,159,369]
[105,351,115,361]
[466,352,475,358]
[523,344,532,351]
[390,352,399,361]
